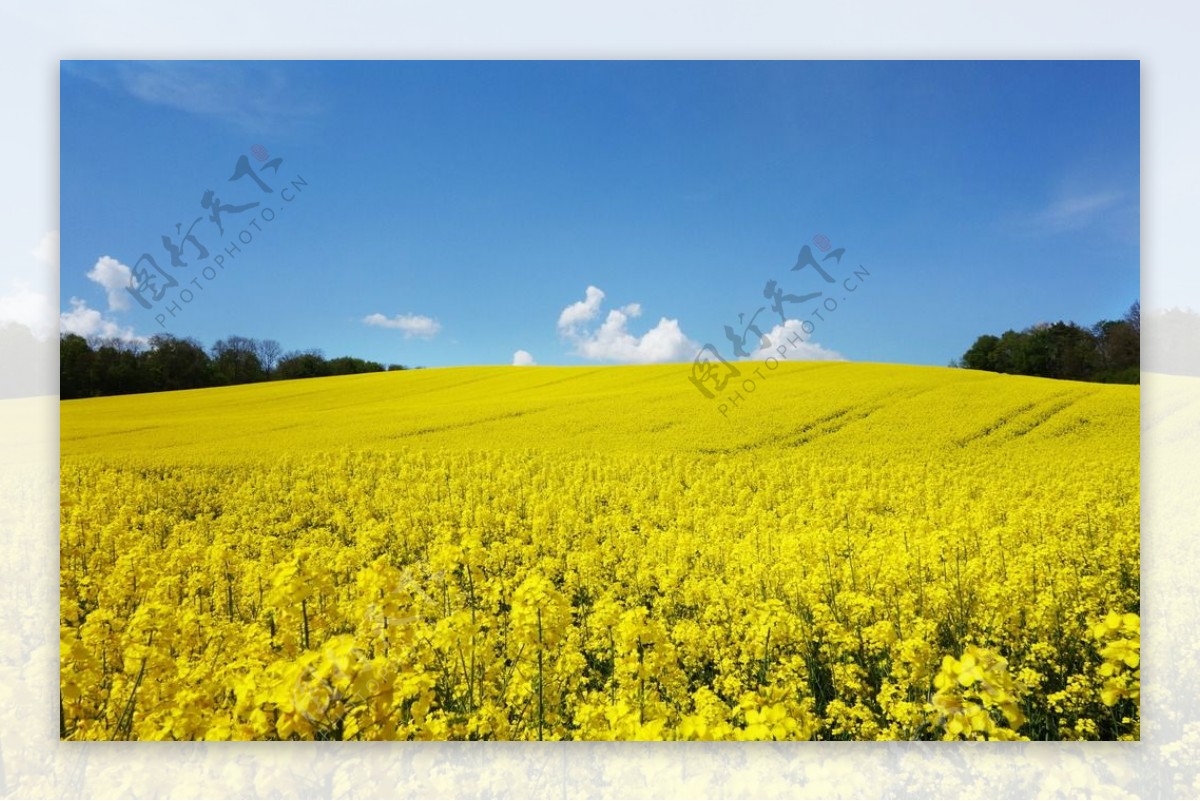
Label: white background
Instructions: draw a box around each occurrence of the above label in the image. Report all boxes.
[2,1,1197,797]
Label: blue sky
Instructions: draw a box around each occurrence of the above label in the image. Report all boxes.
[60,60,1140,368]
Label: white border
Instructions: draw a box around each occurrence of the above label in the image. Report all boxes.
[3,1,1196,797]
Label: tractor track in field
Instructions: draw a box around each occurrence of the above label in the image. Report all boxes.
[954,391,1092,447]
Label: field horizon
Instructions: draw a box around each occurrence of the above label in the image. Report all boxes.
[61,360,1137,460]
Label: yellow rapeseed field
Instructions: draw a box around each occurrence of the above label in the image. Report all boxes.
[59,362,1139,740]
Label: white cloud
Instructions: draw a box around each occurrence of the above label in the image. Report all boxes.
[59,298,145,344]
[512,349,536,366]
[0,286,56,340]
[86,256,134,312]
[363,312,441,339]
[64,62,323,132]
[557,285,606,334]
[32,230,59,268]
[558,286,698,364]
[0,229,59,340]
[744,319,844,362]
[1034,190,1123,232]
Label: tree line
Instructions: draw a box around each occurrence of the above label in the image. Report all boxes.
[955,301,1139,383]
[60,333,407,399]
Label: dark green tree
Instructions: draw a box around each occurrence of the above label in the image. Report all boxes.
[961,334,1001,372]
[143,334,213,391]
[957,302,1138,384]
[275,349,330,380]
[59,334,94,399]
[212,336,265,385]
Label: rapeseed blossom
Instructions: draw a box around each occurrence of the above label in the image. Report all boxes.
[60,363,1139,739]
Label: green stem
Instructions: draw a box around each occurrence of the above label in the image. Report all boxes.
[301,598,310,650]
[536,608,544,741]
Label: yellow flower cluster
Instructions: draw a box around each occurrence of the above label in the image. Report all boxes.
[60,363,1139,740]
[1092,612,1140,739]
[929,646,1025,740]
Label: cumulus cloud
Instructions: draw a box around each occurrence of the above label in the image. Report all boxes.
[0,286,56,340]
[32,230,59,268]
[362,313,441,339]
[512,349,536,366]
[744,319,844,361]
[87,256,134,312]
[0,229,59,340]
[557,286,697,364]
[59,298,145,344]
[556,285,606,335]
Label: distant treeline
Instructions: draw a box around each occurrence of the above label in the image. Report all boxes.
[60,333,407,399]
[955,301,1139,384]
